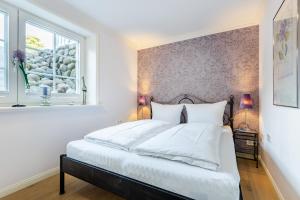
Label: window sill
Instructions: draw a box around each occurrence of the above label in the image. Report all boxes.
[0,104,102,113]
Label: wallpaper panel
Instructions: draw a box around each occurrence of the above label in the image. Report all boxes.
[138,26,259,130]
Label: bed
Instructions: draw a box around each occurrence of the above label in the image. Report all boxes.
[60,94,243,200]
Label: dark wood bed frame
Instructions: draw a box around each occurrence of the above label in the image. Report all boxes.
[60,94,244,200]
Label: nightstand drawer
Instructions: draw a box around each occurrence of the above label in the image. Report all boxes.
[234,139,256,154]
[233,129,259,168]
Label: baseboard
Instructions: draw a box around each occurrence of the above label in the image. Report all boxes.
[0,167,59,198]
[258,156,285,200]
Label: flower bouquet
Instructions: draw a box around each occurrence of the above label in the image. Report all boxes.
[12,49,30,89]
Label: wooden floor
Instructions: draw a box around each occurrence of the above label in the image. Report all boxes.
[1,159,279,200]
[238,159,279,200]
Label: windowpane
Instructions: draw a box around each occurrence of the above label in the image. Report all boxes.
[0,68,5,91]
[0,11,7,92]
[25,23,54,93]
[0,13,4,40]
[25,23,80,95]
[0,41,6,91]
[54,34,79,94]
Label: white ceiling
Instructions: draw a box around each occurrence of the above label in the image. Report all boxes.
[64,0,264,49]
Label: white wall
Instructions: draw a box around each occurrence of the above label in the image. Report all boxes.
[0,0,137,195]
[260,0,300,199]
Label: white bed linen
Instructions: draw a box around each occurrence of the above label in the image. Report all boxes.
[67,126,240,200]
[84,120,173,151]
[124,126,240,200]
[134,123,223,171]
[67,140,129,174]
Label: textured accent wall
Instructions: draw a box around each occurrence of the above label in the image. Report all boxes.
[138,26,259,130]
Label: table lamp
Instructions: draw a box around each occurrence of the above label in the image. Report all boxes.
[138,96,147,119]
[239,94,253,131]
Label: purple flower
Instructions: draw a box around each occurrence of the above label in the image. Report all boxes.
[12,49,30,89]
[279,20,288,41]
[12,49,25,63]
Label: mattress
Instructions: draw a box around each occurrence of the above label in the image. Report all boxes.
[67,140,129,174]
[67,126,240,200]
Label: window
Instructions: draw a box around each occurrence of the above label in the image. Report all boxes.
[0,2,85,106]
[0,11,8,93]
[25,23,80,95]
[0,2,18,106]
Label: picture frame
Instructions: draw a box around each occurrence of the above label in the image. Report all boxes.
[273,0,299,108]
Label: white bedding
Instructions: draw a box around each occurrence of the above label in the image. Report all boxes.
[84,120,173,151]
[67,140,128,174]
[67,126,240,200]
[134,123,223,171]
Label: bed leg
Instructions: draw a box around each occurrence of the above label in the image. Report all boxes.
[60,154,65,195]
[60,171,65,195]
[239,184,243,200]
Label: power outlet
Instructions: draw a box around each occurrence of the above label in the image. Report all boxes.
[246,140,254,146]
[267,134,272,143]
[116,120,123,124]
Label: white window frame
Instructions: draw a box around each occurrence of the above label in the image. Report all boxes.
[18,10,86,105]
[0,2,18,106]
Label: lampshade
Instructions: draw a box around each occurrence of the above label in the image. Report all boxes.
[138,96,147,106]
[240,94,253,109]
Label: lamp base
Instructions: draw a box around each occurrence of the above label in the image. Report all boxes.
[238,122,255,132]
[12,104,26,107]
[238,127,253,132]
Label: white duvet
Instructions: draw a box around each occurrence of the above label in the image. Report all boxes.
[134,123,223,171]
[67,126,240,200]
[84,120,173,151]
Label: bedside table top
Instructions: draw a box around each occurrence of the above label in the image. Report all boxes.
[234,128,258,134]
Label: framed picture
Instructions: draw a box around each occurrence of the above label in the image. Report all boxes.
[273,0,299,108]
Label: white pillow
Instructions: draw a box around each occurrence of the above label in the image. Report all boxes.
[151,102,184,124]
[185,101,227,126]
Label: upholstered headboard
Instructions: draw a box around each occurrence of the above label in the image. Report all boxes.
[150,94,234,130]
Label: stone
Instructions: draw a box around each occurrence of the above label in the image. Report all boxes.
[40,61,48,66]
[33,68,46,73]
[62,70,71,77]
[28,74,40,82]
[59,64,67,72]
[33,56,43,63]
[64,49,69,56]
[67,63,75,70]
[31,64,39,69]
[46,68,53,74]
[70,69,76,77]
[57,49,64,55]
[63,57,72,65]
[66,88,75,94]
[40,66,48,71]
[65,79,75,89]
[26,64,32,70]
[56,69,62,76]
[58,56,64,63]
[55,78,64,84]
[28,80,38,86]
[57,83,68,93]
[69,49,76,56]
[40,79,53,86]
[46,58,52,64]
